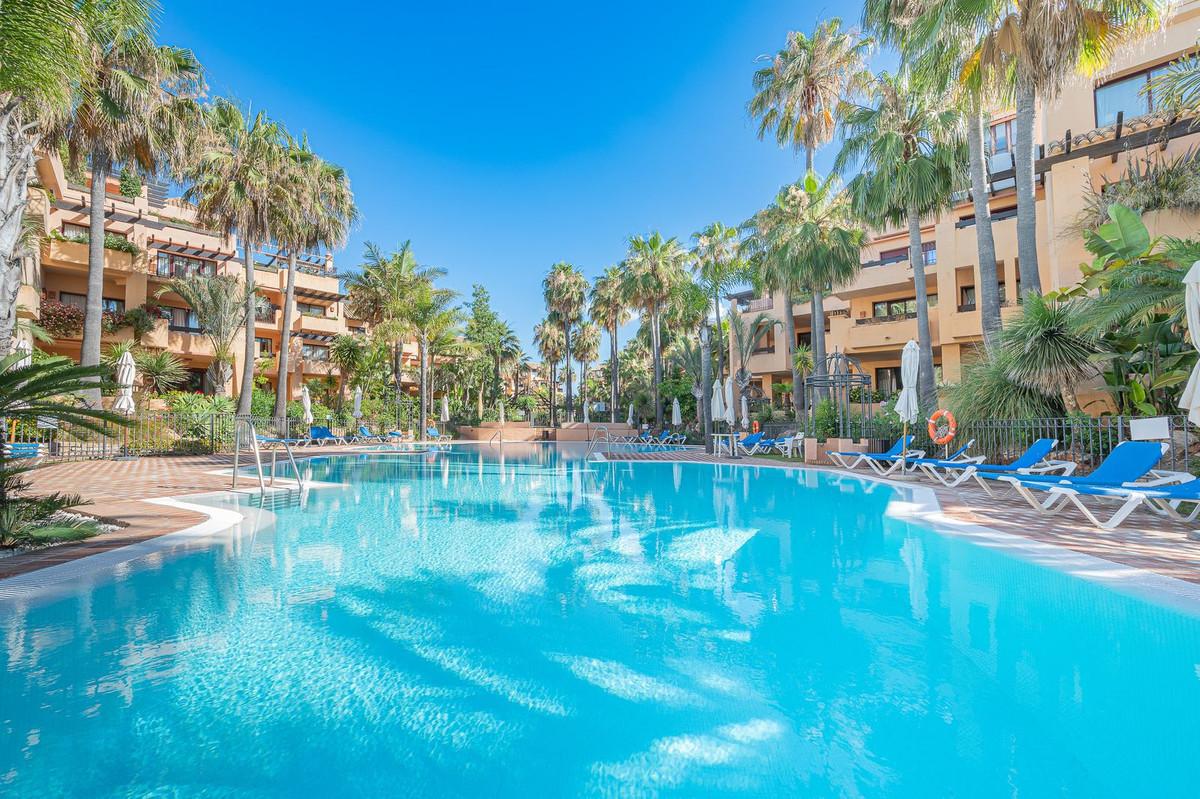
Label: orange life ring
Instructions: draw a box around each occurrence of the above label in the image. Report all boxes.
[928,409,957,446]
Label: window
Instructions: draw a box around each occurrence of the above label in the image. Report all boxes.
[1094,62,1176,127]
[753,327,775,354]
[62,223,88,239]
[876,243,935,265]
[990,120,1012,154]
[59,291,86,309]
[255,337,272,357]
[302,343,329,361]
[921,241,936,265]
[959,286,977,311]
[166,307,200,332]
[871,295,938,318]
[156,252,215,278]
[796,331,812,348]
[876,367,903,396]
[296,301,327,317]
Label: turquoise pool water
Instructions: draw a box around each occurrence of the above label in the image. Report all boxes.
[2,444,1199,797]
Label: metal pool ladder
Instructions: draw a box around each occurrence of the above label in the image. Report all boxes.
[232,418,304,493]
[488,430,503,450]
[585,426,610,459]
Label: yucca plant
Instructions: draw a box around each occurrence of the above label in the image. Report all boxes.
[135,350,187,394]
[0,354,129,546]
[157,274,250,396]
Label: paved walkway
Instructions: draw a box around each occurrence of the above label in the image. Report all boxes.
[5,447,1200,586]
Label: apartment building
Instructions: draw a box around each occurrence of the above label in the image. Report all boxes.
[732,2,1200,408]
[20,152,419,400]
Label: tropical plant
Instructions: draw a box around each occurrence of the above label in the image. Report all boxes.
[574,321,600,418]
[271,134,356,419]
[328,333,365,406]
[156,274,250,396]
[1076,149,1200,232]
[134,349,187,394]
[690,221,745,384]
[944,347,1065,423]
[869,0,1171,300]
[667,280,716,448]
[542,262,588,421]
[186,99,287,415]
[836,70,964,410]
[748,18,871,172]
[58,3,202,404]
[533,316,565,426]
[743,172,865,414]
[1000,294,1100,411]
[589,265,629,423]
[728,310,774,397]
[1148,52,1200,113]
[0,354,129,546]
[345,240,445,398]
[407,281,461,435]
[620,232,688,428]
[38,298,85,338]
[0,0,87,354]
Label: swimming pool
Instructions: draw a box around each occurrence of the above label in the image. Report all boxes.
[2,444,1198,796]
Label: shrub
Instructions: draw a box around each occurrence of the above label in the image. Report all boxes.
[122,306,157,341]
[117,168,142,198]
[135,350,187,394]
[39,298,84,338]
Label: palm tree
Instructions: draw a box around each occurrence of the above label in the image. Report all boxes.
[869,0,1170,299]
[667,281,715,450]
[407,282,460,436]
[134,350,187,394]
[542,262,588,421]
[836,71,964,410]
[272,135,357,420]
[1001,294,1099,412]
[533,316,565,426]
[185,99,286,415]
[345,241,445,399]
[574,321,600,419]
[589,266,629,423]
[690,222,744,383]
[0,0,87,353]
[743,173,865,415]
[729,310,775,397]
[328,333,364,408]
[872,12,1005,347]
[748,18,871,172]
[156,274,250,396]
[59,7,202,403]
[620,233,687,428]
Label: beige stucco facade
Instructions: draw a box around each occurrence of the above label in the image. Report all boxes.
[22,152,421,400]
[734,3,1200,411]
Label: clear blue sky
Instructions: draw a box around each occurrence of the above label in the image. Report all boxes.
[159,1,865,355]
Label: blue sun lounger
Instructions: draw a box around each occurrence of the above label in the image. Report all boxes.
[827,436,922,475]
[983,441,1176,528]
[916,438,1073,490]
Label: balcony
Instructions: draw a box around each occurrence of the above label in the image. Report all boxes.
[741,297,774,312]
[294,312,342,335]
[846,312,942,352]
[41,238,136,273]
[837,259,935,299]
[142,319,215,357]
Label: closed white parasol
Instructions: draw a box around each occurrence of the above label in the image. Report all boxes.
[300,385,314,424]
[1180,261,1200,424]
[112,351,136,416]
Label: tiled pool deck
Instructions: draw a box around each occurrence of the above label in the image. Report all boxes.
[6,447,1200,586]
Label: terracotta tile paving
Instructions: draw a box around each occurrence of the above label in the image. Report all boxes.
[5,446,1200,587]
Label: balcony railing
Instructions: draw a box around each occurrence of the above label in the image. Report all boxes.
[168,324,203,334]
[856,311,917,326]
[742,297,774,312]
[957,302,977,313]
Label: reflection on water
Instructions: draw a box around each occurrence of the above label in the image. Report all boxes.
[2,444,1199,797]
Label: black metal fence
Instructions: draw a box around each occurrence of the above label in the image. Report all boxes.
[773,414,1199,476]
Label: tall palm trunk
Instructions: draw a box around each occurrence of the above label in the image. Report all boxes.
[907,204,937,410]
[549,362,557,426]
[418,334,428,435]
[967,105,1002,349]
[562,326,573,422]
[1014,81,1042,297]
[609,324,619,423]
[651,304,663,428]
[781,293,801,415]
[699,323,713,453]
[809,288,827,405]
[0,102,39,355]
[712,287,725,381]
[274,252,297,419]
[236,245,256,413]
[80,149,109,405]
